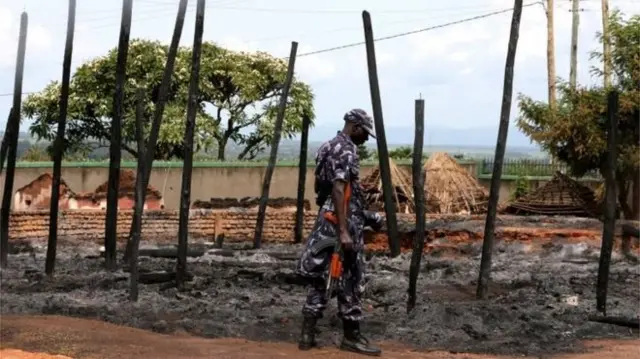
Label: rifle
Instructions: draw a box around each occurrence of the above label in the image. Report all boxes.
[322,181,351,298]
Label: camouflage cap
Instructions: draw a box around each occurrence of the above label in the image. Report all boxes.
[343,108,376,138]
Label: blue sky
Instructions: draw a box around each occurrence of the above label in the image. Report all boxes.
[0,0,638,146]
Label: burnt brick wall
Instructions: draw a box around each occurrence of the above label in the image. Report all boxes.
[8,209,334,243]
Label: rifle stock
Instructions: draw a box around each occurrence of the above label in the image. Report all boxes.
[323,181,351,298]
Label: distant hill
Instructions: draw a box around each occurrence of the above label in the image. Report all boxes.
[3,131,546,162]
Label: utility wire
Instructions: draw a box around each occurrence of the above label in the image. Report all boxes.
[294,2,541,58]
[0,2,541,98]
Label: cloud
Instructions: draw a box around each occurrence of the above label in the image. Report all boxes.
[459,67,474,76]
[218,38,338,83]
[0,6,53,69]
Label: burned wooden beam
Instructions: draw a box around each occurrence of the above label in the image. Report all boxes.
[254,41,298,249]
[476,0,523,300]
[362,10,401,257]
[46,0,76,277]
[407,98,426,314]
[124,0,189,264]
[294,111,311,244]
[176,0,205,290]
[104,0,133,271]
[0,12,28,269]
[596,90,620,315]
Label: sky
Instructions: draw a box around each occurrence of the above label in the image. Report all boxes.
[0,0,638,147]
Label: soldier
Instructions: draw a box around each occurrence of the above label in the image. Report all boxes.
[296,108,383,356]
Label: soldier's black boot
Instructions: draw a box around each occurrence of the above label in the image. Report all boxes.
[340,320,382,356]
[298,315,318,350]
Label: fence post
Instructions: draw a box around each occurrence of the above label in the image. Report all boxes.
[176,0,206,289]
[124,0,189,264]
[362,10,401,257]
[129,89,146,301]
[476,0,523,300]
[294,111,310,243]
[253,41,298,249]
[595,90,619,315]
[407,98,425,313]
[0,12,28,269]
[104,0,133,271]
[45,0,76,277]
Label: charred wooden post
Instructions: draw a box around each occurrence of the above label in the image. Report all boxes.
[407,98,426,313]
[362,11,400,257]
[124,0,189,264]
[176,0,205,289]
[294,111,311,243]
[476,0,523,299]
[45,0,76,277]
[104,0,133,271]
[0,108,14,175]
[129,89,146,301]
[596,90,619,315]
[0,12,28,269]
[253,41,298,249]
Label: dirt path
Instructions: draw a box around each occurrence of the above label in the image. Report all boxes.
[0,316,638,359]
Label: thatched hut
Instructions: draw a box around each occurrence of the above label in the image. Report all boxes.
[423,152,489,214]
[361,159,415,213]
[503,171,601,217]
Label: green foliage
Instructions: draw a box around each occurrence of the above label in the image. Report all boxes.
[19,144,50,162]
[388,146,413,160]
[23,39,315,161]
[357,143,374,160]
[516,11,639,217]
[510,176,530,200]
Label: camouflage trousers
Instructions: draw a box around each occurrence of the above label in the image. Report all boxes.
[296,208,366,322]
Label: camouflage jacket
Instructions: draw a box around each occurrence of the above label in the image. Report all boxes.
[314,131,366,217]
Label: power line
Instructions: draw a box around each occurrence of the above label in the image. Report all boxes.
[294,2,542,58]
[0,2,541,98]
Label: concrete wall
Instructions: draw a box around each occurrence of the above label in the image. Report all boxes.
[0,161,601,211]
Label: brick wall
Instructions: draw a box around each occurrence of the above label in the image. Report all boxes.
[8,209,325,243]
[9,210,635,252]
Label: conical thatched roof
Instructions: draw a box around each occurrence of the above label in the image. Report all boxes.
[361,159,415,213]
[423,152,489,214]
[503,171,600,217]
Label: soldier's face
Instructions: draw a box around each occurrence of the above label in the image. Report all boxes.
[352,125,369,145]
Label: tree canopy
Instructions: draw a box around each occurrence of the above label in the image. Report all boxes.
[516,11,639,218]
[24,39,315,161]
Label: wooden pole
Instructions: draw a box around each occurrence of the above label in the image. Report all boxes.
[176,0,205,289]
[45,0,76,277]
[596,90,619,315]
[476,0,523,300]
[0,108,14,175]
[362,10,401,257]
[253,41,298,249]
[294,111,310,243]
[0,12,28,269]
[407,98,425,314]
[600,0,611,87]
[546,0,557,110]
[124,0,189,264]
[129,89,146,301]
[104,0,133,271]
[569,0,580,89]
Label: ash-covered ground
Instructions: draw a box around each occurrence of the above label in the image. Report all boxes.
[1,237,639,357]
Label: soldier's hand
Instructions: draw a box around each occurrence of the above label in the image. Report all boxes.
[340,230,353,251]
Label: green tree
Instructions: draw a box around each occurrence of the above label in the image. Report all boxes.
[357,143,374,160]
[388,146,413,160]
[516,11,639,218]
[24,39,315,161]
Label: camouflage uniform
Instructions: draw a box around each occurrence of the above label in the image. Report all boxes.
[297,131,373,322]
